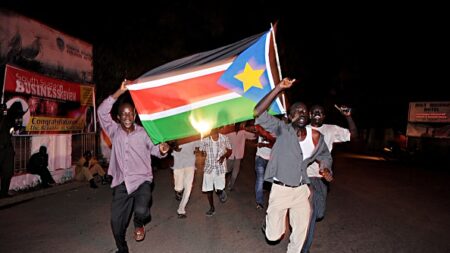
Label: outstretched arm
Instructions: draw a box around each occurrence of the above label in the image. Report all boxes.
[346,115,358,139]
[338,105,358,139]
[253,78,296,118]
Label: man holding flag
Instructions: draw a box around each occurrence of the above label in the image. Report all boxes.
[254,78,333,253]
[98,80,170,253]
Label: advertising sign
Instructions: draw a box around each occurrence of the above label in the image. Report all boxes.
[3,65,95,134]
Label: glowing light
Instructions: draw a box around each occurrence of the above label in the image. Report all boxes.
[189,114,214,139]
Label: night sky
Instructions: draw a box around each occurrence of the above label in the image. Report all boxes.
[1,1,447,130]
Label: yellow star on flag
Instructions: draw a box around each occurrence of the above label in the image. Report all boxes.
[234,63,265,92]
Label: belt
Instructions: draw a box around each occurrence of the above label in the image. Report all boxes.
[273,180,304,188]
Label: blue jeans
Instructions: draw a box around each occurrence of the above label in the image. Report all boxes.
[302,177,328,253]
[255,156,268,205]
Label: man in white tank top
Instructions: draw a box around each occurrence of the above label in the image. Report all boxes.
[301,104,357,253]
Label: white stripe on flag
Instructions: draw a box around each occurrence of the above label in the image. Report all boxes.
[128,62,233,90]
[139,92,241,120]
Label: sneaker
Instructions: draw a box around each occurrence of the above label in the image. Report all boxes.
[256,203,264,210]
[177,213,187,219]
[219,191,227,203]
[205,208,215,217]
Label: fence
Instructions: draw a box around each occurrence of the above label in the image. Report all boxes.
[71,133,97,165]
[11,136,32,174]
[11,133,97,175]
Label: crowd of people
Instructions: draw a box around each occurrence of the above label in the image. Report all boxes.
[94,78,357,253]
[1,77,357,253]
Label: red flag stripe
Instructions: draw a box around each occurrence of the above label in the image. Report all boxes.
[129,71,233,115]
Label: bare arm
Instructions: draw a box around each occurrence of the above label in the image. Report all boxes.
[337,105,358,139]
[345,116,358,139]
[253,78,296,117]
[218,148,232,164]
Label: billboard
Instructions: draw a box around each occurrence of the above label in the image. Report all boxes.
[408,102,450,123]
[0,9,93,83]
[3,65,95,134]
[407,101,450,138]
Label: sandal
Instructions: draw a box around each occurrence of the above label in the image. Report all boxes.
[134,226,145,242]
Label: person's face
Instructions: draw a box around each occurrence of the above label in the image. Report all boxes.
[44,101,58,116]
[28,97,40,114]
[209,128,219,140]
[289,103,309,128]
[310,106,325,127]
[117,104,136,132]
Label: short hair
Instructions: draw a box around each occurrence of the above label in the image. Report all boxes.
[289,102,307,115]
[310,104,324,112]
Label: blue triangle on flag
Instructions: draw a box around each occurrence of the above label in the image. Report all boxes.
[218,31,282,114]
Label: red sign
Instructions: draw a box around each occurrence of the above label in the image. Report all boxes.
[3,65,95,134]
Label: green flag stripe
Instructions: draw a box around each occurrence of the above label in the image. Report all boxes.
[141,97,255,143]
[141,97,281,143]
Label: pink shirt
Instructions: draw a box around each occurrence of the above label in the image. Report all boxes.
[98,96,165,194]
[225,130,255,159]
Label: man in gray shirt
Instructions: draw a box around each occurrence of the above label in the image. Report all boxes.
[254,77,332,253]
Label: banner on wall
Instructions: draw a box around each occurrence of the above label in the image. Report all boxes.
[3,64,96,134]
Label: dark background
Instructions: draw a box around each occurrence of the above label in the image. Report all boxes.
[1,1,447,130]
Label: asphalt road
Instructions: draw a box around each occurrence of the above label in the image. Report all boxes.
[0,145,449,253]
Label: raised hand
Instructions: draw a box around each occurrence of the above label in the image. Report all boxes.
[279,77,296,89]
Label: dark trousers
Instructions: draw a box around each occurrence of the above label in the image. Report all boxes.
[111,181,152,253]
[0,148,14,196]
[28,167,56,186]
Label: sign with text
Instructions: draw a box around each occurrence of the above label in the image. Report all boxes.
[3,65,95,134]
[408,102,450,123]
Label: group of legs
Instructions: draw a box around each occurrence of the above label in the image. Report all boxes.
[173,167,228,218]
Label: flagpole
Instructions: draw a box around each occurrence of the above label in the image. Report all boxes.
[270,23,287,116]
[1,66,7,104]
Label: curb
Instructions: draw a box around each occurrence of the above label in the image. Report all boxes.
[0,181,86,208]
